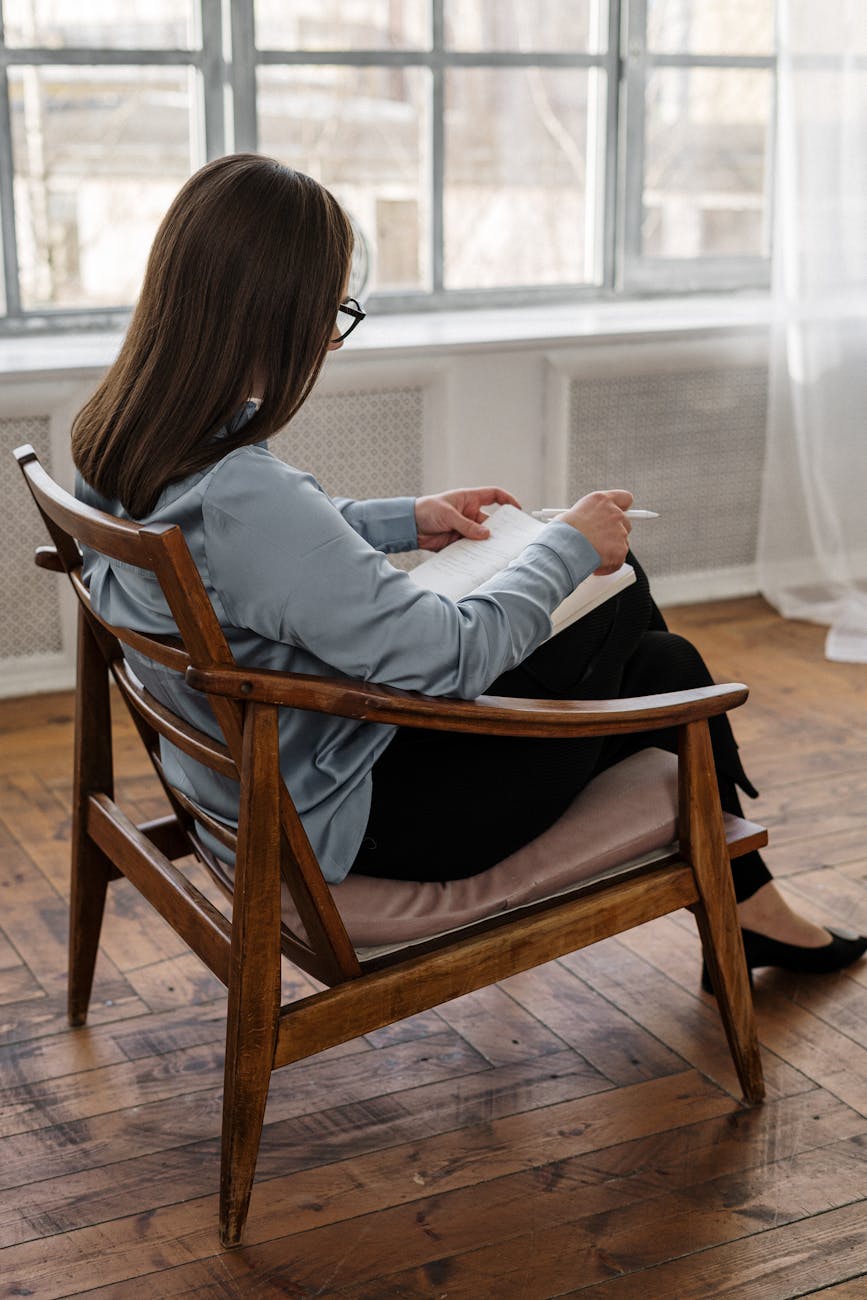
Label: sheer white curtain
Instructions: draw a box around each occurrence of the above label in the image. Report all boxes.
[758,0,867,662]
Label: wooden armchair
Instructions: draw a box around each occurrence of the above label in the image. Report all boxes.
[15,443,765,1247]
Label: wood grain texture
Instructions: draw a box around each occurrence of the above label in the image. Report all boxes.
[186,660,750,737]
[679,719,764,1102]
[1,596,866,1296]
[67,609,115,1026]
[219,702,284,1246]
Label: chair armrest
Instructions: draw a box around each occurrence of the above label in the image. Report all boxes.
[185,663,748,738]
[34,545,64,572]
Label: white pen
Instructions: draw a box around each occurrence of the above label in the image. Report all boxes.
[532,508,660,521]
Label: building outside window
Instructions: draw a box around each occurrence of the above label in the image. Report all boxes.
[0,0,776,332]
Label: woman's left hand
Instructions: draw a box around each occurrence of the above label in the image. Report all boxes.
[415,487,521,552]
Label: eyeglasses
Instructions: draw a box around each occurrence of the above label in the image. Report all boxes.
[334,297,366,343]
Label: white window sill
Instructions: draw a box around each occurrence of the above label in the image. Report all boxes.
[349,293,773,360]
[0,294,773,381]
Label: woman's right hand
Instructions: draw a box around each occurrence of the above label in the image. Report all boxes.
[559,490,634,575]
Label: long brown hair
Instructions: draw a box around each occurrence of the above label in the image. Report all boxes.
[72,154,353,518]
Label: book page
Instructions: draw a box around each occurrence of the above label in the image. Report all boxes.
[409,503,636,638]
[409,504,543,598]
[549,563,636,636]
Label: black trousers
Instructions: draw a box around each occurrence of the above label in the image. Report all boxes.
[353,554,771,902]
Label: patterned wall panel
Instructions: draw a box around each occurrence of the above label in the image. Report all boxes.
[269,386,426,569]
[0,416,64,658]
[568,366,767,577]
[269,387,424,500]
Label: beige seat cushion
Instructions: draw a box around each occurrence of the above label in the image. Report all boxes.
[281,748,680,950]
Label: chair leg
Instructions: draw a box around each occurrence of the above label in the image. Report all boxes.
[693,900,764,1103]
[219,959,281,1247]
[69,610,115,1027]
[68,839,113,1027]
[219,702,283,1247]
[679,721,765,1105]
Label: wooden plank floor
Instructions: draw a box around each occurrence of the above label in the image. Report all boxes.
[1,596,866,1298]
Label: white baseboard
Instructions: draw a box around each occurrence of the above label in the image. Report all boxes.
[757,549,867,593]
[653,564,759,609]
[0,653,76,699]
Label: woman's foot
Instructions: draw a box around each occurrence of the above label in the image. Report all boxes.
[736,881,832,948]
[701,882,867,993]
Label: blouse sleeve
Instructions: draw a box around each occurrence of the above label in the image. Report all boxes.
[201,445,599,699]
[332,495,419,553]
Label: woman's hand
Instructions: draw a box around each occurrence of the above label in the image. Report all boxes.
[558,490,634,575]
[415,487,521,552]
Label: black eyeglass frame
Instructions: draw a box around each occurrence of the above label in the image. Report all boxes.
[334,297,366,342]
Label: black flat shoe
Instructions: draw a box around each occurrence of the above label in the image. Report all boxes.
[701,927,867,994]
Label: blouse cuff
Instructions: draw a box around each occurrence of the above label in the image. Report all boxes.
[532,520,601,586]
[333,496,419,553]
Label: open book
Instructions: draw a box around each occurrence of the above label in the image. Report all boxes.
[408,504,635,637]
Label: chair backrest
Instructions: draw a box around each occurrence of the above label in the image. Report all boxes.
[14,444,361,983]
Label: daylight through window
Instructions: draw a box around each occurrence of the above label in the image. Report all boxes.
[0,0,776,331]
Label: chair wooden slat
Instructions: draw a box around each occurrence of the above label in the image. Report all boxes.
[112,658,238,780]
[137,814,194,862]
[87,793,232,984]
[150,766,238,853]
[70,571,192,673]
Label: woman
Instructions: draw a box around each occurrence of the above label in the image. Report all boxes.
[73,154,864,986]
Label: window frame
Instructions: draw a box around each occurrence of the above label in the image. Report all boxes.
[0,0,224,332]
[0,0,775,335]
[238,0,622,313]
[619,0,776,294]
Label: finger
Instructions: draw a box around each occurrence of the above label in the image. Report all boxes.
[476,486,521,509]
[447,507,489,539]
[605,488,635,510]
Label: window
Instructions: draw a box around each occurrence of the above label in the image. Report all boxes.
[0,0,776,332]
[0,0,219,326]
[623,0,776,291]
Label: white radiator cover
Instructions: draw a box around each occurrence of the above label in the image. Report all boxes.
[269,386,425,501]
[544,335,768,605]
[1,415,65,662]
[567,364,767,577]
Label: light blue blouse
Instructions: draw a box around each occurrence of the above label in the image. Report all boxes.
[76,427,599,882]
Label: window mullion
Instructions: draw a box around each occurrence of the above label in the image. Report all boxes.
[620,0,648,286]
[762,60,778,259]
[0,53,22,315]
[200,0,226,160]
[431,0,445,294]
[600,0,625,291]
[229,0,257,152]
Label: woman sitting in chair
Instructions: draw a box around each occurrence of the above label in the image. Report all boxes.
[72,154,865,987]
